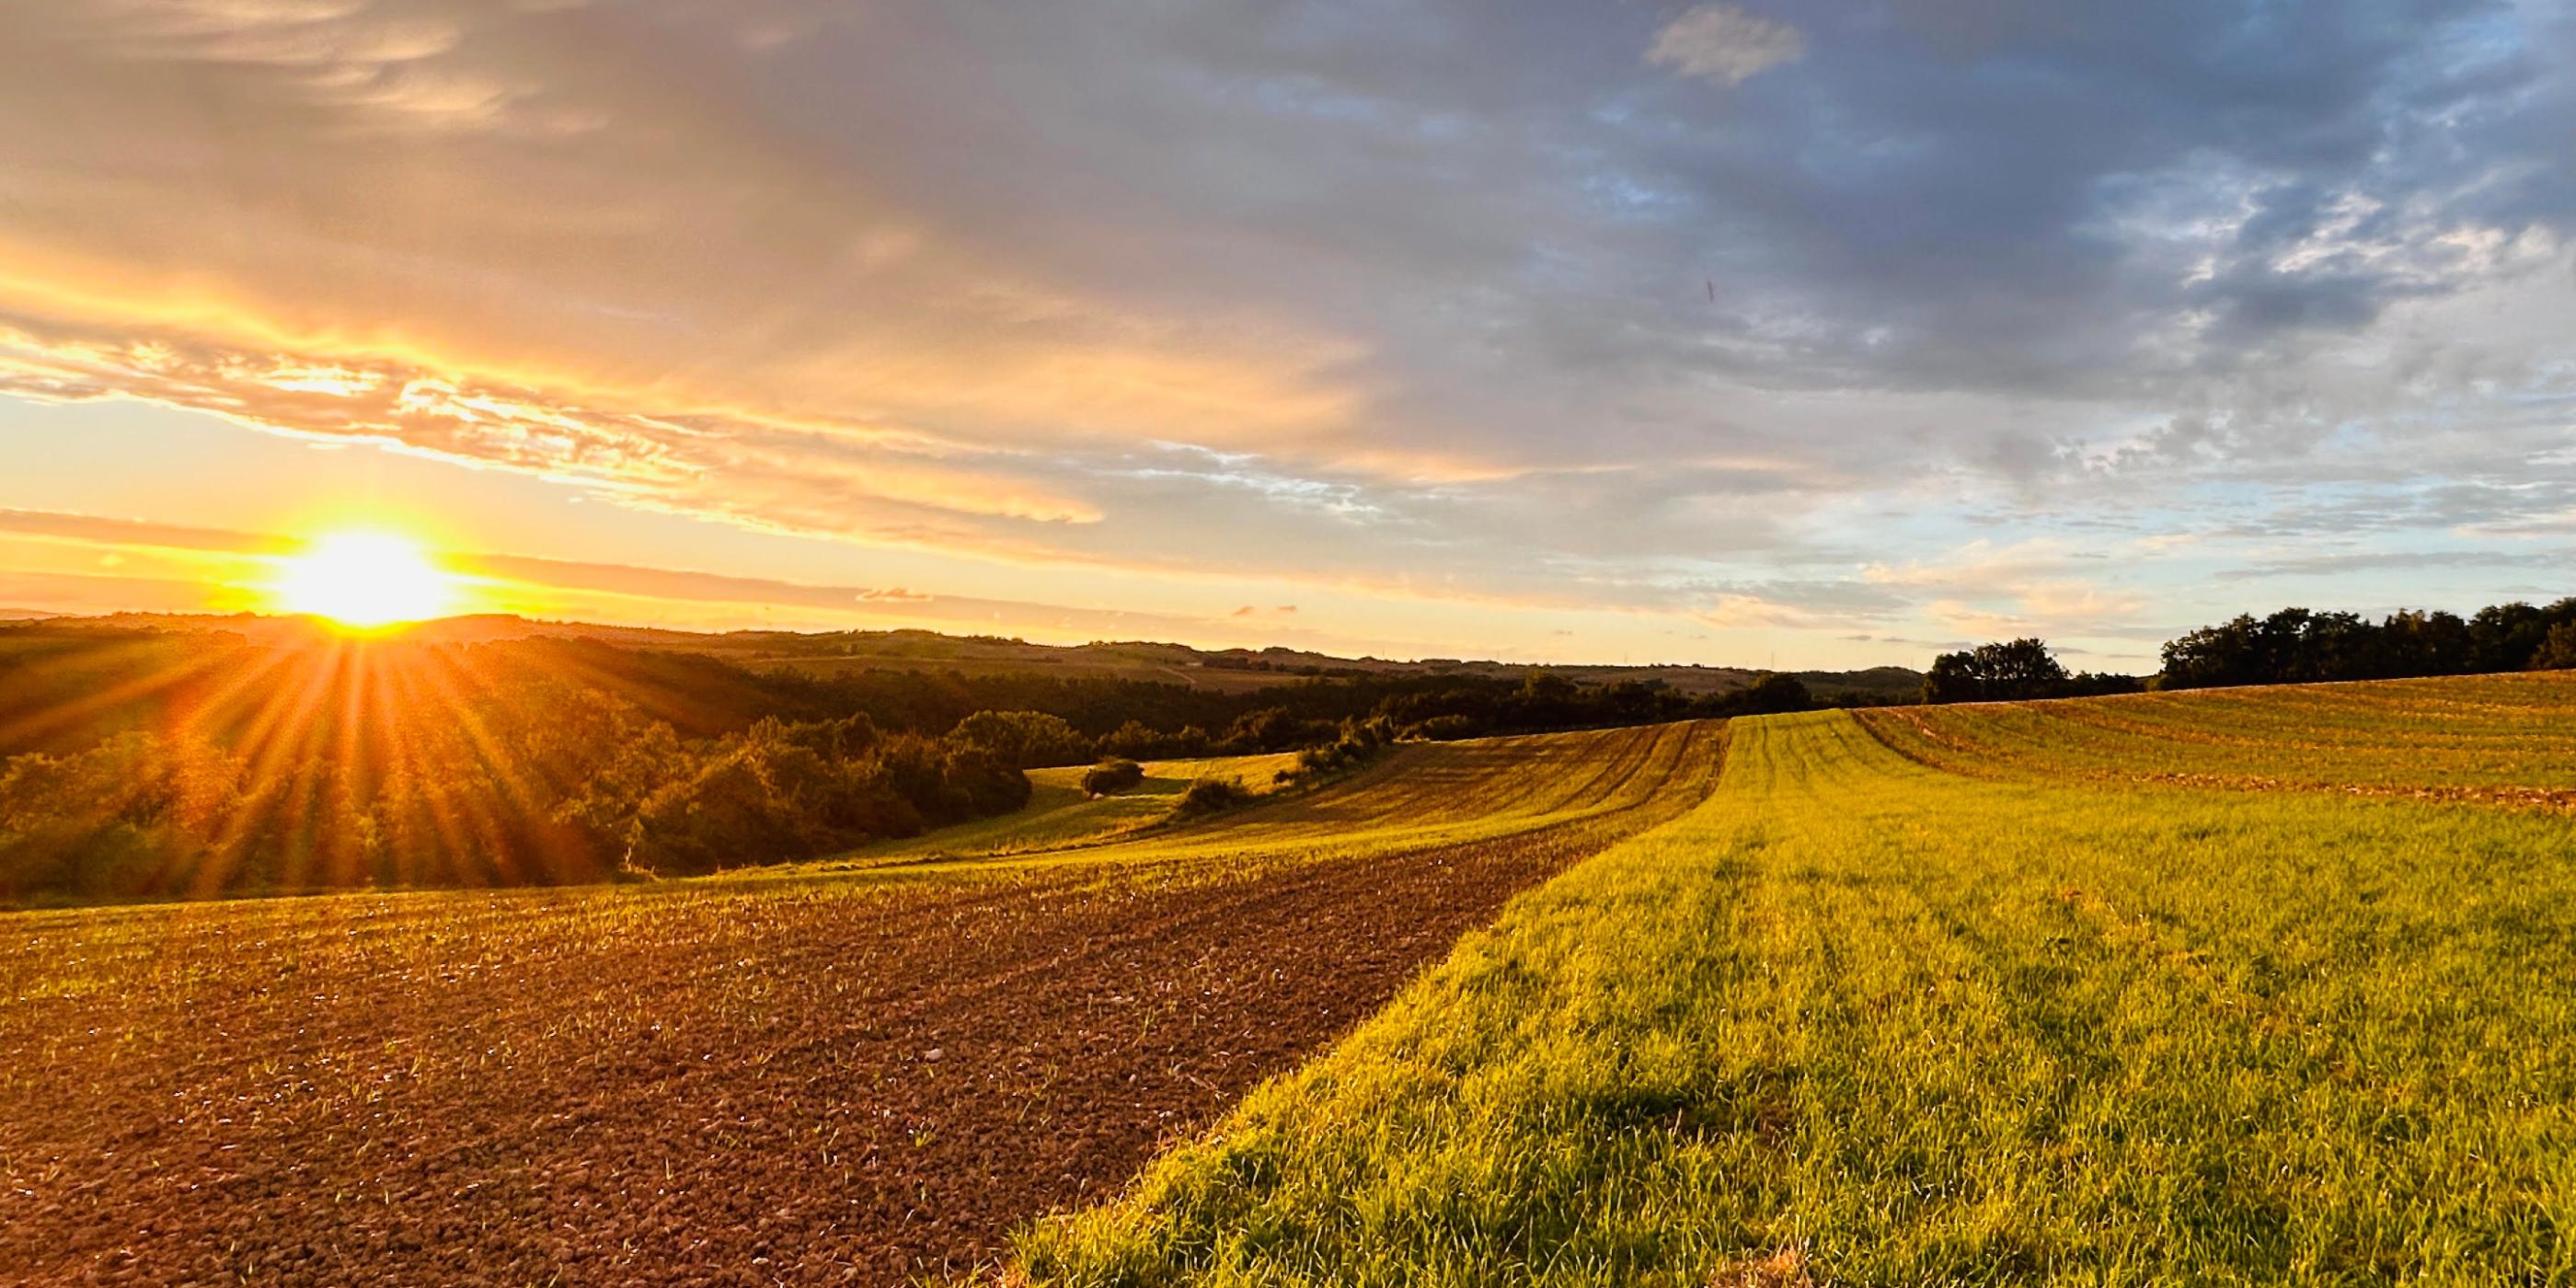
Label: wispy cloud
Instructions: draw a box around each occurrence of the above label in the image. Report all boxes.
[1646,5,1804,86]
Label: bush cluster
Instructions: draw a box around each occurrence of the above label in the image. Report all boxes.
[1288,716,1396,781]
[1079,758,1145,796]
[1172,776,1249,820]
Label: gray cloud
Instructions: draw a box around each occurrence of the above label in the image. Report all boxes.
[2214,548,2576,581]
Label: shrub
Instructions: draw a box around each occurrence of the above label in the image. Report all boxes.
[1173,776,1248,819]
[1295,733,1380,778]
[1081,758,1145,796]
[1409,714,1482,742]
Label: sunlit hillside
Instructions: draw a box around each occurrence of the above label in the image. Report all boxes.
[1016,676,2576,1285]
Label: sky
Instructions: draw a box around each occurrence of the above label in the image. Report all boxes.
[1,0,2571,670]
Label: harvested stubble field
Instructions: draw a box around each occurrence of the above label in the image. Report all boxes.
[0,722,1720,1287]
[1854,671,2576,808]
[1018,677,2576,1286]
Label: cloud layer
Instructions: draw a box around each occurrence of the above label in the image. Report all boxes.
[1,0,2571,656]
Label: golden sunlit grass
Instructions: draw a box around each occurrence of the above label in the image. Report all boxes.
[1018,692,2576,1285]
[270,531,458,628]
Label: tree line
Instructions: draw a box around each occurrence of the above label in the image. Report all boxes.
[2156,600,2576,689]
[1925,596,2576,703]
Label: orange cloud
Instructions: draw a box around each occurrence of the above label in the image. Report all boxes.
[0,305,1104,534]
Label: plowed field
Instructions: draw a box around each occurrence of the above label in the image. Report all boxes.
[0,722,1720,1286]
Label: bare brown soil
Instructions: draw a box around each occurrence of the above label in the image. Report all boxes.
[1,804,1690,1285]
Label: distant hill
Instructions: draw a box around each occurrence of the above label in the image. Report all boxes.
[604,625,1924,700]
[9,612,1926,700]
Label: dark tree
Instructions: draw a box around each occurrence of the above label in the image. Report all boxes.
[2535,621,2576,672]
[1737,673,1812,716]
[1097,719,1167,760]
[1924,638,2069,704]
[947,709,1091,768]
[2159,615,2264,690]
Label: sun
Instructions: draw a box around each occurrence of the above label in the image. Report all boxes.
[272,532,459,628]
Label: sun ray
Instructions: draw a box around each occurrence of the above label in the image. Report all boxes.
[0,640,232,751]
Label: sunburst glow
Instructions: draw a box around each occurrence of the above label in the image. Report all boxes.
[272,532,457,628]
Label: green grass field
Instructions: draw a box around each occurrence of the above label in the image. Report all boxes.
[1014,680,2576,1285]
